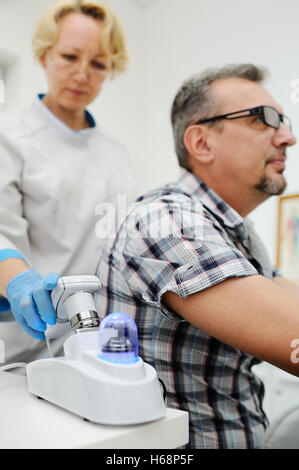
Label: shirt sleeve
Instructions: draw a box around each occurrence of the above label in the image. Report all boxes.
[0,131,31,263]
[119,195,258,320]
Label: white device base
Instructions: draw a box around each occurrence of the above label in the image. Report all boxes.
[26,332,166,425]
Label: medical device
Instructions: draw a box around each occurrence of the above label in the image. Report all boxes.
[26,275,166,425]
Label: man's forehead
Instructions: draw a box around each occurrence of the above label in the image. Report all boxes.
[210,77,283,114]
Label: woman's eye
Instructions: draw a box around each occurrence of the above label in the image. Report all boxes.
[92,61,106,70]
[62,54,76,61]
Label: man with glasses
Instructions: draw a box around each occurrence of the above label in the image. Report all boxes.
[96,64,298,448]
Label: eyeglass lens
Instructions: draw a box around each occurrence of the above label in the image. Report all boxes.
[264,106,291,131]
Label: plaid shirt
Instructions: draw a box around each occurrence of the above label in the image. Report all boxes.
[96,169,276,449]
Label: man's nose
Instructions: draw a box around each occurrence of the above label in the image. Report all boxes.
[273,124,297,148]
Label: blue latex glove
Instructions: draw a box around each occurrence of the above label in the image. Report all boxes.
[6,270,59,340]
[0,296,10,312]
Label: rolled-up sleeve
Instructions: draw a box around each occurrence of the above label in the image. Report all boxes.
[118,195,257,319]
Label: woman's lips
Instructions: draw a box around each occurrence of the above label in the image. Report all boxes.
[67,89,86,97]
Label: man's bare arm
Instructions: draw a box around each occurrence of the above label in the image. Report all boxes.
[162,274,299,376]
[273,276,299,298]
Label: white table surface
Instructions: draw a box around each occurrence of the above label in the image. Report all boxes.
[0,371,189,449]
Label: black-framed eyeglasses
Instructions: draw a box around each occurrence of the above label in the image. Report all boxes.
[196,105,292,132]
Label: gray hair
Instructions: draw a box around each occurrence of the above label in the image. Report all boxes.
[171,63,267,169]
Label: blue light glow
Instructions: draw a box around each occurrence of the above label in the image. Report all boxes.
[98,312,139,364]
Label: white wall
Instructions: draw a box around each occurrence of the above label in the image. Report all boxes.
[1,0,299,264]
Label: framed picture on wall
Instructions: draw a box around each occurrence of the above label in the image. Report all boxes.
[277,194,299,279]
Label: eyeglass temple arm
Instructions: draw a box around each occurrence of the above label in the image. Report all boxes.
[196,107,263,125]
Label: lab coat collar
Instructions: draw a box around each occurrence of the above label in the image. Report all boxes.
[33,94,97,138]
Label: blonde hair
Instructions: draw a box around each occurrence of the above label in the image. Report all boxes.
[32,0,129,74]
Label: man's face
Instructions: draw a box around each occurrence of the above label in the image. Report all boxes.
[206,78,296,197]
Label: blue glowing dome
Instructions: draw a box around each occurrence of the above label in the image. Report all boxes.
[98,312,139,364]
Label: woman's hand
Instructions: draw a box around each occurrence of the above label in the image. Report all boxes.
[6,270,59,340]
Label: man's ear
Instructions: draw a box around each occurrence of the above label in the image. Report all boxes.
[184,125,214,165]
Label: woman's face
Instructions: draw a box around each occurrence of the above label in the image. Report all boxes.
[40,12,112,112]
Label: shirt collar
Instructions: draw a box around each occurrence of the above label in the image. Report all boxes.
[176,168,245,230]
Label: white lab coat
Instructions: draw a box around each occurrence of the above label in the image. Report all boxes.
[0,96,135,363]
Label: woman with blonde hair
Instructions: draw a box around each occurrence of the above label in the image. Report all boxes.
[0,0,135,363]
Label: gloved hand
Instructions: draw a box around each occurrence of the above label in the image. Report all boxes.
[6,270,59,340]
[0,296,10,312]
